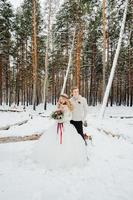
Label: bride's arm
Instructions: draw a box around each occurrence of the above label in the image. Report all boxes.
[67,111,72,121]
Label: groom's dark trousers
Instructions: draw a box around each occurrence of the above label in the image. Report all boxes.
[70,120,84,140]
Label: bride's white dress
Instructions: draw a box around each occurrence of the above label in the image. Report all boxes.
[32,106,88,169]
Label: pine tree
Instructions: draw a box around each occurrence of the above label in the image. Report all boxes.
[0,0,14,105]
[13,0,44,106]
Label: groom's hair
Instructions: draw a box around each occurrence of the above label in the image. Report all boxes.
[71,86,79,92]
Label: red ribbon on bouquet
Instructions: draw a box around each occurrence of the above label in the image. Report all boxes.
[57,123,63,144]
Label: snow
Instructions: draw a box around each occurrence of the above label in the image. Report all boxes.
[0,111,29,128]
[0,104,55,136]
[88,105,133,143]
[0,104,133,200]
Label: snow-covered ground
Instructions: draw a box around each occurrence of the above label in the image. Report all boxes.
[0,104,133,200]
[87,106,133,143]
[0,104,55,137]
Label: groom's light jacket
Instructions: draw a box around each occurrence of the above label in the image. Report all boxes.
[70,95,88,122]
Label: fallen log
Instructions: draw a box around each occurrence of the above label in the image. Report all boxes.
[0,119,29,131]
[0,133,42,144]
[110,116,133,119]
[97,127,133,145]
[0,109,23,113]
[97,128,121,139]
[39,115,50,118]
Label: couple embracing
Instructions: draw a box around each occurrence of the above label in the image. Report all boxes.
[57,86,88,143]
[32,87,89,169]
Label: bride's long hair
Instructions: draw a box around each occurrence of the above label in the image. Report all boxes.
[58,94,73,111]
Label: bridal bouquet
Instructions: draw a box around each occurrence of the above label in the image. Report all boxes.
[50,110,64,122]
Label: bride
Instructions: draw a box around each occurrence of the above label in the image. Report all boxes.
[32,94,88,169]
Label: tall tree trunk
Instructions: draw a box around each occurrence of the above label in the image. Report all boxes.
[61,28,76,94]
[0,54,2,105]
[102,0,108,96]
[32,0,38,110]
[43,0,51,110]
[99,0,129,119]
[75,28,83,89]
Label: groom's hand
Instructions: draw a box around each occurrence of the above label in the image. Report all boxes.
[83,120,88,127]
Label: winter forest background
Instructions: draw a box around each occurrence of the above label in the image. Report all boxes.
[0,0,133,110]
[0,1,133,200]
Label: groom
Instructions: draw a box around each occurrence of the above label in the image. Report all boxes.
[70,86,88,144]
